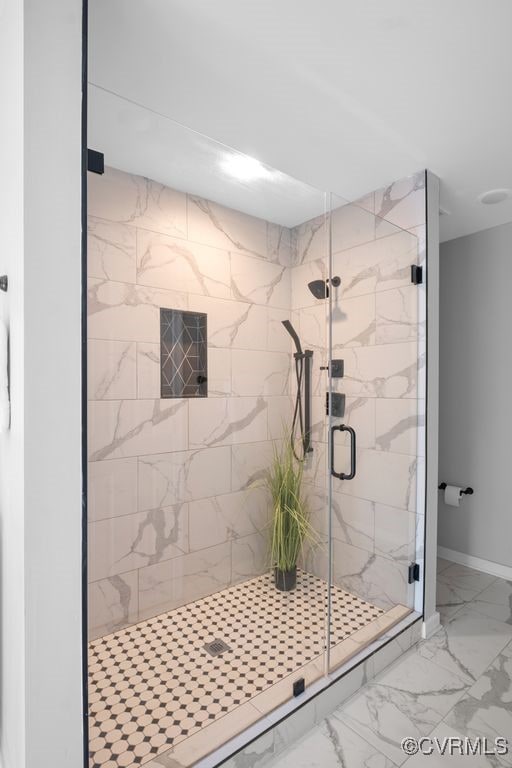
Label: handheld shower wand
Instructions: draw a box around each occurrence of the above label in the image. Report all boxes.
[281,321,312,461]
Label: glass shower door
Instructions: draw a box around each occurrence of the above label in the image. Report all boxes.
[326,180,426,672]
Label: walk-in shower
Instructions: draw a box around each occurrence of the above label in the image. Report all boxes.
[86,83,427,768]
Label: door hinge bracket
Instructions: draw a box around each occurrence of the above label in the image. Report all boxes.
[408,562,420,584]
[87,149,105,175]
[411,265,423,285]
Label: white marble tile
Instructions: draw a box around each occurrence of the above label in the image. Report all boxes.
[375,398,422,457]
[88,165,187,238]
[376,286,424,345]
[436,565,497,621]
[223,730,274,768]
[87,216,136,283]
[315,659,374,722]
[136,229,231,299]
[88,457,138,522]
[88,277,187,343]
[342,396,376,449]
[231,251,290,309]
[231,531,269,582]
[138,542,232,619]
[189,396,268,448]
[298,304,328,354]
[88,398,188,460]
[267,395,294,441]
[267,308,293,353]
[198,346,230,398]
[338,651,469,765]
[330,492,375,552]
[331,202,376,255]
[89,503,189,581]
[231,350,290,397]
[272,714,395,768]
[290,212,328,266]
[335,448,418,512]
[418,606,512,685]
[341,342,423,399]
[188,195,290,265]
[437,557,453,573]
[136,342,160,399]
[302,440,328,489]
[188,487,270,551]
[332,541,411,609]
[331,293,376,348]
[374,172,426,231]
[273,700,316,757]
[231,441,277,492]
[374,504,416,563]
[444,640,512,762]
[469,578,512,625]
[333,229,418,300]
[88,570,138,640]
[371,622,421,677]
[138,446,232,510]
[188,294,267,351]
[88,339,136,400]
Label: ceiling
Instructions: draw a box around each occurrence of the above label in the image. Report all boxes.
[88,0,512,242]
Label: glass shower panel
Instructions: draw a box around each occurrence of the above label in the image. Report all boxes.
[86,88,332,767]
[326,179,427,672]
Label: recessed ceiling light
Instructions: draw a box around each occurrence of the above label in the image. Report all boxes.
[220,153,272,182]
[478,188,512,205]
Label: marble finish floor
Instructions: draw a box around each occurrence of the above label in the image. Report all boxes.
[88,570,400,768]
[262,560,512,768]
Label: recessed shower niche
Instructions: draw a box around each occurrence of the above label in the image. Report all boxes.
[160,308,208,398]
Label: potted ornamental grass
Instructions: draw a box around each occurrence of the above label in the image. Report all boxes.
[265,439,318,591]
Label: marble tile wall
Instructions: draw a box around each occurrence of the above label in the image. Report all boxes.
[87,165,427,639]
[294,171,427,611]
[87,166,293,639]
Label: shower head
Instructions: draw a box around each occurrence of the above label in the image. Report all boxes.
[281,320,303,356]
[307,276,341,299]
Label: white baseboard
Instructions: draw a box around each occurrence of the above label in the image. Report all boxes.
[422,611,441,639]
[438,545,512,581]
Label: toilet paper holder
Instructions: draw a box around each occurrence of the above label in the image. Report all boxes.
[438,483,474,496]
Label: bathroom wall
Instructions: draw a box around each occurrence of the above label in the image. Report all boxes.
[438,222,512,571]
[298,172,427,610]
[87,166,293,638]
[87,166,427,638]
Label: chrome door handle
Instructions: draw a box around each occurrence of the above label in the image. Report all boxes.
[330,424,356,480]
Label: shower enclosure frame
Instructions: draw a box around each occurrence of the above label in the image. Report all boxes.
[80,9,436,766]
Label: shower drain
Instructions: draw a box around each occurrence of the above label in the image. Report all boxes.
[204,639,232,657]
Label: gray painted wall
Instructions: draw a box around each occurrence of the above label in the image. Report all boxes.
[439,222,512,567]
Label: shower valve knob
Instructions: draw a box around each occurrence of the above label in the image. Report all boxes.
[320,360,344,378]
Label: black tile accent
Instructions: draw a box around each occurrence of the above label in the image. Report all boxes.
[160,308,207,398]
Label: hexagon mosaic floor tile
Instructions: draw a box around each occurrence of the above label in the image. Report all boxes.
[88,570,384,767]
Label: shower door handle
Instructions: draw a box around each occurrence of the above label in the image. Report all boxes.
[330,424,356,480]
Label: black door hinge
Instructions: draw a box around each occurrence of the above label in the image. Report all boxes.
[87,149,105,175]
[293,677,305,697]
[408,562,420,584]
[411,265,423,285]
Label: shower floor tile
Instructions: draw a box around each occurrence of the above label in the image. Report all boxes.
[88,570,392,768]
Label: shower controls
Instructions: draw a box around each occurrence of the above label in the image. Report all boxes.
[320,359,344,378]
[330,424,357,480]
[326,392,345,418]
